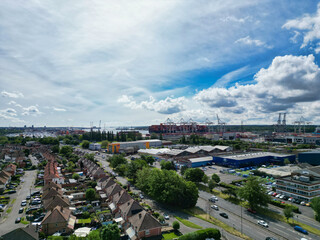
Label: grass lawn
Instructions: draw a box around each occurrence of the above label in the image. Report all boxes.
[77,218,91,224]
[162,232,181,240]
[21,217,29,225]
[175,216,202,229]
[6,207,12,214]
[10,199,16,204]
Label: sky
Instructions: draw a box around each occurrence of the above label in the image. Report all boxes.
[1,0,320,127]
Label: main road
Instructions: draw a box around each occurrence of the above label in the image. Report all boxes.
[199,190,319,240]
[0,170,37,236]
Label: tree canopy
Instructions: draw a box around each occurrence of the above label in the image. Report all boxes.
[238,176,270,210]
[60,145,73,156]
[100,224,120,240]
[211,174,220,183]
[160,160,175,170]
[136,168,198,208]
[81,140,90,149]
[311,197,320,222]
[85,188,96,201]
[184,168,205,183]
[109,154,127,168]
[283,206,294,222]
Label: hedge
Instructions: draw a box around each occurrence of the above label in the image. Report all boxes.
[219,182,239,190]
[178,228,221,240]
[270,200,300,213]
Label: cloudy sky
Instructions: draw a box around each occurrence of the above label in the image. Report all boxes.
[1,0,320,127]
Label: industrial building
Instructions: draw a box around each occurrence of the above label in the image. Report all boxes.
[108,140,162,154]
[276,166,320,201]
[213,152,296,168]
[298,150,320,165]
[89,143,101,151]
[185,156,213,168]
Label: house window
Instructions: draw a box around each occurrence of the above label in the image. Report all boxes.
[63,228,66,233]
[56,223,58,227]
[145,230,150,235]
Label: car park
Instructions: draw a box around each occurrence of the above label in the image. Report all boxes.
[275,194,281,198]
[15,217,21,223]
[258,220,268,227]
[211,205,219,210]
[219,212,228,218]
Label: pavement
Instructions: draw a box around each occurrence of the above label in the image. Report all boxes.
[0,170,37,236]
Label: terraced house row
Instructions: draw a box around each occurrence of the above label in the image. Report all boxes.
[80,158,162,239]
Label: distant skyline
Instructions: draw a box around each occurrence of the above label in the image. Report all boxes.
[1,0,320,127]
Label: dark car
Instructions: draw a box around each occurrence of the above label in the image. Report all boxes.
[247,208,257,214]
[31,191,41,196]
[265,238,277,240]
[19,208,24,214]
[7,190,17,194]
[220,213,228,218]
[15,217,21,223]
[282,196,289,200]
[26,195,31,200]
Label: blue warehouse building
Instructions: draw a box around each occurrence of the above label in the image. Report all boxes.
[186,156,214,168]
[213,152,296,168]
[298,150,320,166]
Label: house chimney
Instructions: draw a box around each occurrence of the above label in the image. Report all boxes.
[119,191,121,196]
[128,202,130,206]
[61,206,63,212]
[139,213,142,219]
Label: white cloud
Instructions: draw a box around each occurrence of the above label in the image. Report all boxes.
[8,101,22,108]
[212,66,249,88]
[235,36,273,49]
[22,106,42,116]
[194,54,320,120]
[118,95,186,114]
[283,3,320,48]
[221,16,252,23]
[1,90,24,98]
[53,107,67,112]
[0,108,24,123]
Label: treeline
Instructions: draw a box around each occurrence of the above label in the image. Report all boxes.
[136,168,198,208]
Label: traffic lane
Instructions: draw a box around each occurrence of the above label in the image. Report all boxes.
[0,170,37,236]
[199,191,318,240]
[197,197,274,240]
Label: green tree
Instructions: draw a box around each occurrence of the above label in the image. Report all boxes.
[101,140,109,149]
[51,145,60,153]
[211,174,220,183]
[100,223,120,240]
[60,145,73,156]
[208,179,216,191]
[141,155,155,165]
[173,221,180,231]
[72,173,80,180]
[160,160,175,170]
[238,176,270,210]
[184,168,205,183]
[283,206,294,222]
[109,154,127,168]
[311,197,320,222]
[202,174,209,184]
[136,168,198,208]
[82,140,90,149]
[23,148,30,157]
[115,164,128,176]
[87,230,101,240]
[85,188,96,201]
[85,153,95,162]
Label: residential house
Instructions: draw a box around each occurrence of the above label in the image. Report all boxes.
[3,163,17,176]
[43,195,71,211]
[1,225,39,240]
[41,206,76,235]
[42,187,63,201]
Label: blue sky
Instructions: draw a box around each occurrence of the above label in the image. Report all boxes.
[1,0,320,127]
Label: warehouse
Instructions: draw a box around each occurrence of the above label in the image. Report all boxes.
[298,150,320,166]
[108,140,162,154]
[213,152,296,168]
[186,156,214,168]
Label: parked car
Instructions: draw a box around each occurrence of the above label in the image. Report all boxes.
[26,195,31,200]
[19,208,24,214]
[283,196,289,200]
[294,226,308,234]
[209,196,218,202]
[7,190,16,194]
[272,192,277,197]
[33,215,44,222]
[257,220,268,227]
[31,191,41,196]
[211,205,219,210]
[15,217,21,223]
[265,238,277,240]
[139,194,144,199]
[300,201,306,206]
[21,200,27,207]
[288,197,293,202]
[219,213,228,218]
[268,191,274,195]
[306,202,311,207]
[164,214,169,220]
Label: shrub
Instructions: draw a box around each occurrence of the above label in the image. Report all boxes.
[178,228,221,240]
[173,221,180,231]
[152,212,160,219]
[270,200,300,213]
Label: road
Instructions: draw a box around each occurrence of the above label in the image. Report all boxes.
[199,191,319,240]
[0,170,37,236]
[29,155,38,166]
